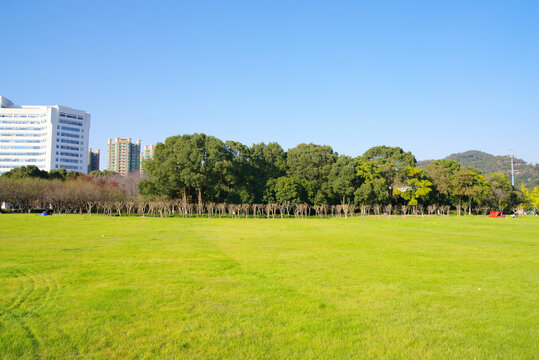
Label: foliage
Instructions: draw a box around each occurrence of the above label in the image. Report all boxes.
[420,150,539,188]
[0,165,49,179]
[89,170,116,177]
[144,133,233,203]
[485,172,523,212]
[450,167,491,214]
[264,176,313,205]
[362,146,416,199]
[400,166,433,205]
[286,143,337,203]
[424,159,461,203]
[0,137,531,213]
[520,184,539,210]
[354,159,388,204]
[0,165,83,181]
[328,155,358,204]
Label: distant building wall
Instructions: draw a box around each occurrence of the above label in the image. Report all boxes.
[107,137,141,176]
[140,144,155,175]
[88,148,100,173]
[0,96,90,174]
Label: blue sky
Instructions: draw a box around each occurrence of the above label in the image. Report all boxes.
[2,0,538,165]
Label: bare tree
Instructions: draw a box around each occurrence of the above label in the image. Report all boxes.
[401,205,408,217]
[348,204,357,218]
[136,199,148,217]
[216,203,226,217]
[443,205,451,216]
[241,203,250,218]
[265,204,272,219]
[114,201,123,216]
[228,204,238,218]
[125,200,135,215]
[342,203,349,218]
[206,202,216,218]
[185,203,194,217]
[373,204,381,217]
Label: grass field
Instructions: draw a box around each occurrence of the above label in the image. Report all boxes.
[0,214,537,359]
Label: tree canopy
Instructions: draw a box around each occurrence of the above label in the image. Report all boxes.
[2,135,530,214]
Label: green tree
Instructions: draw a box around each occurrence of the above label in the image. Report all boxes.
[362,146,416,201]
[89,170,116,177]
[287,143,337,203]
[328,155,358,204]
[451,168,490,215]
[0,165,49,179]
[424,159,461,205]
[531,187,539,211]
[250,142,287,178]
[485,172,522,213]
[266,177,313,205]
[48,168,69,181]
[137,179,160,197]
[401,166,433,206]
[354,159,389,205]
[225,141,255,203]
[249,142,287,202]
[519,184,539,211]
[354,178,389,205]
[144,133,232,203]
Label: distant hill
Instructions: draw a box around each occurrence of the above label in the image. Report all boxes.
[418,150,539,188]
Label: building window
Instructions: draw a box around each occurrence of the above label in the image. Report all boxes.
[60,126,81,133]
[60,132,80,139]
[59,158,79,164]
[60,139,80,145]
[59,119,82,126]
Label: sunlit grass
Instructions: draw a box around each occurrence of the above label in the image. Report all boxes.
[0,214,537,359]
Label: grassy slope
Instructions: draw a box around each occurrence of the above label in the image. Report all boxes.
[0,215,537,359]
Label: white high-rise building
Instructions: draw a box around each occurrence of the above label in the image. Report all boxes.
[0,96,91,174]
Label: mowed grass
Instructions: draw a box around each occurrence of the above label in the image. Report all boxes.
[0,215,537,359]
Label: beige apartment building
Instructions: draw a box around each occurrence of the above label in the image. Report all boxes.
[107,138,141,175]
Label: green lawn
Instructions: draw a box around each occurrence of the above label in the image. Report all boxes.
[0,215,537,359]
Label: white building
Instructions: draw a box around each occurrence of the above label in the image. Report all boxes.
[0,96,91,174]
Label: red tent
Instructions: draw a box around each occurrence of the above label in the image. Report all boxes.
[489,211,502,217]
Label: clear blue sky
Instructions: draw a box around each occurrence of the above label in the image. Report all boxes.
[2,0,538,165]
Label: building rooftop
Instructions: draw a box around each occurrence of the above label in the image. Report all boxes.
[0,96,14,108]
[0,96,89,114]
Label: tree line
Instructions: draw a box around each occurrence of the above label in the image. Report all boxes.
[138,134,528,215]
[1,133,537,217]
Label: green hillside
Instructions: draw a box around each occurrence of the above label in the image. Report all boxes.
[418,150,539,188]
